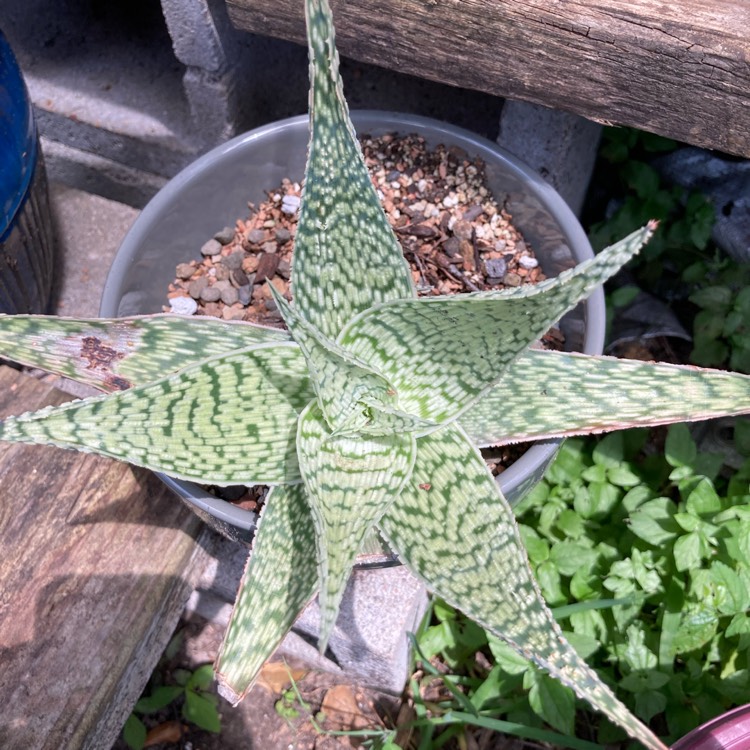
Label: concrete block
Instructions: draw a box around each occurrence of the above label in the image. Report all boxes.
[182,67,240,144]
[498,100,601,216]
[161,0,228,73]
[186,534,429,694]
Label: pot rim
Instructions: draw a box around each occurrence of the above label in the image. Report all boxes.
[101,110,603,547]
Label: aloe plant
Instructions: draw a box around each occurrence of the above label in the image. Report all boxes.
[1,2,749,747]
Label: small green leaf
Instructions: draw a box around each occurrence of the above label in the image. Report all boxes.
[689,286,733,312]
[665,424,697,468]
[674,532,703,572]
[635,690,668,724]
[726,613,750,639]
[527,670,576,735]
[487,636,532,675]
[709,561,748,615]
[674,604,719,653]
[685,477,722,515]
[607,465,642,487]
[620,670,671,693]
[134,685,184,714]
[188,664,216,692]
[518,525,550,564]
[122,714,147,750]
[549,540,598,578]
[183,690,221,733]
[628,498,680,546]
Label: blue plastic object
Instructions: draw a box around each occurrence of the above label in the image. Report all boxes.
[0,30,55,313]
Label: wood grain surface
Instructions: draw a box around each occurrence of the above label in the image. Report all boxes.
[227,0,750,157]
[0,367,210,750]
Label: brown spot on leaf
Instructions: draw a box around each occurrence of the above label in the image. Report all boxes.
[105,375,132,391]
[80,336,124,371]
[419,483,431,491]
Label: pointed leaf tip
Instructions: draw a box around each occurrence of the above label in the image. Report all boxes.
[292,0,415,340]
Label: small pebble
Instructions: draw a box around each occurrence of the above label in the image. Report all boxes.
[188,277,208,298]
[238,285,253,306]
[277,259,292,279]
[200,238,222,257]
[462,204,484,222]
[275,227,292,244]
[220,286,239,306]
[442,237,461,257]
[170,296,198,315]
[503,272,522,287]
[262,241,278,255]
[213,226,235,245]
[246,228,265,245]
[200,286,221,302]
[518,256,539,269]
[484,258,507,278]
[281,194,301,214]
[453,220,473,241]
[231,268,250,287]
[214,263,230,281]
[225,250,245,270]
[175,262,194,280]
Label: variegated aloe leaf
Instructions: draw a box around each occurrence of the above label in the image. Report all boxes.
[297,400,416,651]
[0,314,288,391]
[378,421,667,750]
[216,483,318,703]
[461,349,750,447]
[339,224,655,425]
[0,343,312,485]
[292,0,415,340]
[270,285,433,436]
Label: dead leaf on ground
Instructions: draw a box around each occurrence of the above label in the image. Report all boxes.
[256,661,308,694]
[144,720,185,746]
[320,684,376,733]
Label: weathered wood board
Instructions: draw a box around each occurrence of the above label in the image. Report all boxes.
[0,367,210,750]
[227,0,750,157]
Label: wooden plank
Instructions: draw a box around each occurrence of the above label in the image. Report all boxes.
[227,0,750,157]
[0,367,211,750]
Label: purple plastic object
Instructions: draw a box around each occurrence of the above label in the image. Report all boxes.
[672,705,750,750]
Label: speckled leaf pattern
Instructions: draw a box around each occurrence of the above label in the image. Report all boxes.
[271,285,434,436]
[378,422,667,750]
[461,349,750,447]
[340,225,655,424]
[0,343,312,485]
[292,0,415,340]
[270,285,393,432]
[0,314,288,391]
[297,400,416,651]
[215,483,318,703]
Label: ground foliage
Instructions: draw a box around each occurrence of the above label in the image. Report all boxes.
[413,424,750,748]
